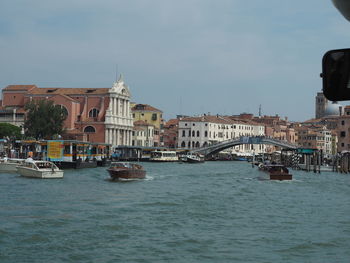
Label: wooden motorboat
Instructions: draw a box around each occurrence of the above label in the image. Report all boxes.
[16,161,64,179]
[107,162,146,180]
[258,164,292,181]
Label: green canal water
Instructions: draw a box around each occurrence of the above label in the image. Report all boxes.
[0,161,349,263]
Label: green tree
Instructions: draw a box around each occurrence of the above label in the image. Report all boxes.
[24,100,67,140]
[0,123,21,139]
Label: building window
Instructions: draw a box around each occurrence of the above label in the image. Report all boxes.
[56,105,68,117]
[192,131,195,137]
[341,120,345,125]
[205,131,208,137]
[182,130,185,137]
[181,141,186,148]
[188,130,191,137]
[152,113,157,120]
[197,131,200,137]
[84,126,96,133]
[341,131,346,137]
[89,108,99,118]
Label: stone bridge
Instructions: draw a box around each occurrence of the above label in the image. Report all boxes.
[189,136,298,157]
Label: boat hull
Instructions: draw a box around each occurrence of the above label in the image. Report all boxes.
[17,167,64,179]
[0,163,20,172]
[269,173,292,180]
[97,158,111,167]
[54,160,97,169]
[107,168,146,179]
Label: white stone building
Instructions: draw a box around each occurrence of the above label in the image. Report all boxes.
[177,115,265,154]
[132,120,154,147]
[104,75,134,147]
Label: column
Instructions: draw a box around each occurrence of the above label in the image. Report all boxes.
[105,129,108,144]
[127,130,130,146]
[127,101,130,117]
[112,129,116,146]
[116,98,119,116]
[116,129,120,146]
[113,97,117,116]
[110,98,114,113]
[123,99,126,117]
[108,129,112,146]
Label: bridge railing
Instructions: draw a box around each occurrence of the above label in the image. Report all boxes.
[189,136,298,155]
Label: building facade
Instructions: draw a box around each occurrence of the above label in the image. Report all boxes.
[132,120,154,147]
[1,76,133,147]
[177,115,265,154]
[131,103,163,146]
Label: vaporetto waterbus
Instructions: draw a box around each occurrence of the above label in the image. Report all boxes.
[42,140,111,169]
[149,150,179,162]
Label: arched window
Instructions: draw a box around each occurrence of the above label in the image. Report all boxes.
[192,131,195,137]
[188,141,191,148]
[192,141,195,148]
[197,131,200,137]
[89,108,100,118]
[84,126,96,133]
[195,141,200,148]
[205,131,208,137]
[203,142,208,147]
[181,141,186,148]
[56,105,68,117]
[182,130,185,137]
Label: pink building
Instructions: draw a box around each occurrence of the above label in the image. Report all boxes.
[1,77,133,146]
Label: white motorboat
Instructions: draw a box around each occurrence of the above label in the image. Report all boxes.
[179,154,205,163]
[16,161,64,179]
[0,158,25,173]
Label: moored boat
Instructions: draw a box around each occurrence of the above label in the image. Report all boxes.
[0,158,25,173]
[149,151,178,162]
[258,164,292,180]
[107,162,146,180]
[16,161,64,179]
[180,154,205,163]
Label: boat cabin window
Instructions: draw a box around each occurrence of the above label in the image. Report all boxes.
[64,145,71,154]
[151,152,162,158]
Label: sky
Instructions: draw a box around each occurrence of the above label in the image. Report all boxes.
[1,0,350,121]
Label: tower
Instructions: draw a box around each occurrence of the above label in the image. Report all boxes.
[315,92,328,119]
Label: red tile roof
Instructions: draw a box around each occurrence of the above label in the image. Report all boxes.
[4,85,37,91]
[132,104,162,113]
[28,87,109,95]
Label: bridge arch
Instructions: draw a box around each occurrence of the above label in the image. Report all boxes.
[190,136,298,157]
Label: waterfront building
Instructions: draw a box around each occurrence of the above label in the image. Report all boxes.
[162,118,179,149]
[336,106,350,152]
[0,76,133,147]
[131,103,163,146]
[177,115,265,154]
[132,120,154,147]
[242,114,297,153]
[295,125,333,155]
[0,85,32,128]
